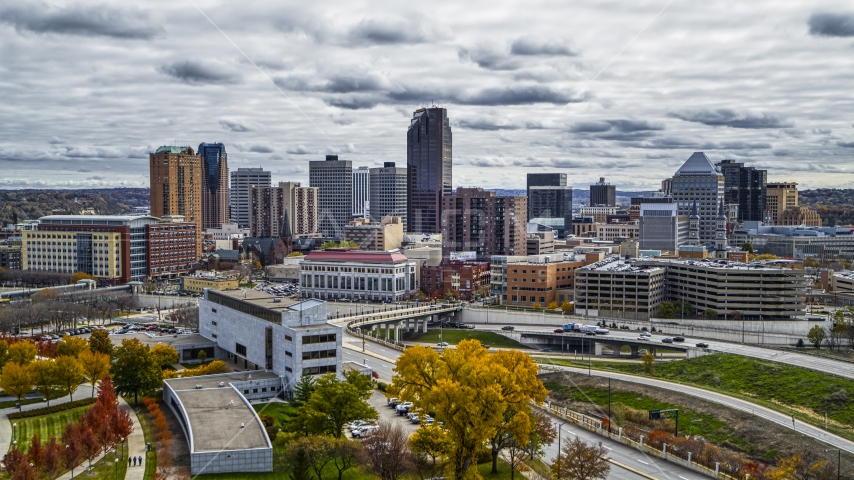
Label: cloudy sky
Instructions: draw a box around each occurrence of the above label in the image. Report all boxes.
[2,1,854,191]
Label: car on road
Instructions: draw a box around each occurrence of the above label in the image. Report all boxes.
[673,336,685,342]
[661,338,674,344]
[501,326,515,331]
[666,321,680,325]
[540,347,552,352]
[696,342,709,348]
[437,342,449,347]
[553,329,565,333]
[636,336,649,341]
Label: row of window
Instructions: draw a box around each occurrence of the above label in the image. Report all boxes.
[302,349,336,360]
[303,334,337,345]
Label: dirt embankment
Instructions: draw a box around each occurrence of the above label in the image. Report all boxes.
[540,371,852,476]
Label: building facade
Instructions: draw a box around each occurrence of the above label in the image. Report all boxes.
[198,143,230,230]
[420,261,491,300]
[299,249,418,301]
[310,155,353,237]
[441,188,527,261]
[182,274,239,292]
[249,186,285,238]
[352,166,370,219]
[779,206,822,227]
[638,203,689,252]
[22,215,161,283]
[407,107,452,234]
[230,167,271,228]
[595,222,639,242]
[766,182,798,225]
[716,160,766,222]
[343,216,404,251]
[590,177,616,207]
[671,152,725,244]
[731,224,854,262]
[574,257,667,321]
[146,220,198,280]
[149,146,202,233]
[528,186,573,219]
[506,254,589,307]
[369,162,407,225]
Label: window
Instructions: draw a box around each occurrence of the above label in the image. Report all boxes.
[211,320,217,326]
[302,334,337,345]
[212,334,217,339]
[211,308,217,313]
[236,343,247,356]
[285,351,292,357]
[285,367,293,373]
[302,364,337,376]
[285,335,293,341]
[302,349,336,360]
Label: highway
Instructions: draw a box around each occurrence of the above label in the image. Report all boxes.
[344,332,708,480]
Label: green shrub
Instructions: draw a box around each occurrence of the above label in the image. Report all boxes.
[377,382,387,392]
[259,413,276,427]
[8,398,96,419]
[265,425,279,442]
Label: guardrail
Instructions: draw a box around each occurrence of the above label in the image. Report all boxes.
[537,365,737,480]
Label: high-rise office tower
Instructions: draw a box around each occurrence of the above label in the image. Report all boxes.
[715,160,767,222]
[671,152,725,243]
[309,155,353,237]
[590,177,616,207]
[526,173,568,217]
[352,166,370,219]
[230,167,271,228]
[197,143,229,229]
[528,187,573,219]
[279,181,319,235]
[149,146,202,231]
[407,107,452,233]
[369,162,407,225]
[441,188,527,261]
[766,182,799,225]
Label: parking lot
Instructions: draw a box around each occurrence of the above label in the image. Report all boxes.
[346,391,421,439]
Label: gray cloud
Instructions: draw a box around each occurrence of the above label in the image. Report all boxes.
[286,145,314,155]
[0,3,163,39]
[219,119,257,132]
[86,176,105,181]
[838,141,854,148]
[348,16,451,45]
[458,45,521,70]
[456,86,580,106]
[668,109,793,129]
[324,73,388,93]
[510,35,577,56]
[808,13,854,37]
[324,95,380,110]
[569,119,665,140]
[158,61,242,85]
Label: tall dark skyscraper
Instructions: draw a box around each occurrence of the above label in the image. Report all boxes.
[590,177,616,207]
[198,143,229,229]
[526,173,570,218]
[715,160,767,222]
[407,107,452,234]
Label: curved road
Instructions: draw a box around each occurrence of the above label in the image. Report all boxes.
[345,333,709,480]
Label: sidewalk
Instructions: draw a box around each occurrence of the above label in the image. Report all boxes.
[0,385,96,455]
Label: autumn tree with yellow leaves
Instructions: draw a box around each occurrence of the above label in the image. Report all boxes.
[387,339,548,479]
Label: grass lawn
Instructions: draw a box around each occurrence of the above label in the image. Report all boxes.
[252,402,300,429]
[196,461,515,480]
[538,354,854,442]
[409,329,530,349]
[11,404,92,452]
[135,400,158,480]
[79,450,129,480]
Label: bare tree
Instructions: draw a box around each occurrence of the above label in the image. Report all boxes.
[551,437,610,480]
[362,421,414,480]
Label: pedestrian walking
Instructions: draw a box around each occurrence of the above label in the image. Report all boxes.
[132,457,136,467]
[128,457,131,467]
[139,456,143,466]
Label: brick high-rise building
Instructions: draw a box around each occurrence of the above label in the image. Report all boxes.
[198,143,229,230]
[407,107,452,233]
[441,188,526,261]
[249,182,319,238]
[149,146,202,232]
[230,167,271,228]
[280,182,319,236]
[310,155,353,237]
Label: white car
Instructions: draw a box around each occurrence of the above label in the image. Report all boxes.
[437,342,449,347]
[353,425,378,438]
[636,336,649,341]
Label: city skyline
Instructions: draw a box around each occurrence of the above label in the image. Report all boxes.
[2,2,854,191]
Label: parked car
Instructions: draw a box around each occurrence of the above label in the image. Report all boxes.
[353,425,378,438]
[661,338,674,344]
[696,342,709,348]
[396,402,413,415]
[673,336,685,342]
[501,326,515,331]
[387,397,399,407]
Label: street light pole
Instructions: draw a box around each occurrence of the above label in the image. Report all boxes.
[556,422,566,471]
[825,449,841,480]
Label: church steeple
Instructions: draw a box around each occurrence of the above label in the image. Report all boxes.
[688,200,700,246]
[714,199,728,258]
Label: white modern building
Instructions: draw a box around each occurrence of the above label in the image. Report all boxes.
[230,168,272,228]
[671,152,725,244]
[299,249,418,301]
[638,203,689,252]
[206,223,250,241]
[353,166,370,219]
[199,289,342,382]
[369,162,407,225]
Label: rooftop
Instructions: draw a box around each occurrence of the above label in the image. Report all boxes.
[582,257,664,274]
[675,152,719,176]
[114,332,215,347]
[166,372,279,452]
[304,249,410,263]
[38,215,159,224]
[648,258,802,272]
[155,146,193,155]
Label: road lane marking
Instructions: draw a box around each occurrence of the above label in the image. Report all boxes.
[636,460,649,465]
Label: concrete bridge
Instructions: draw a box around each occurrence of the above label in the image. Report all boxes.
[508,330,708,358]
[334,303,461,346]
